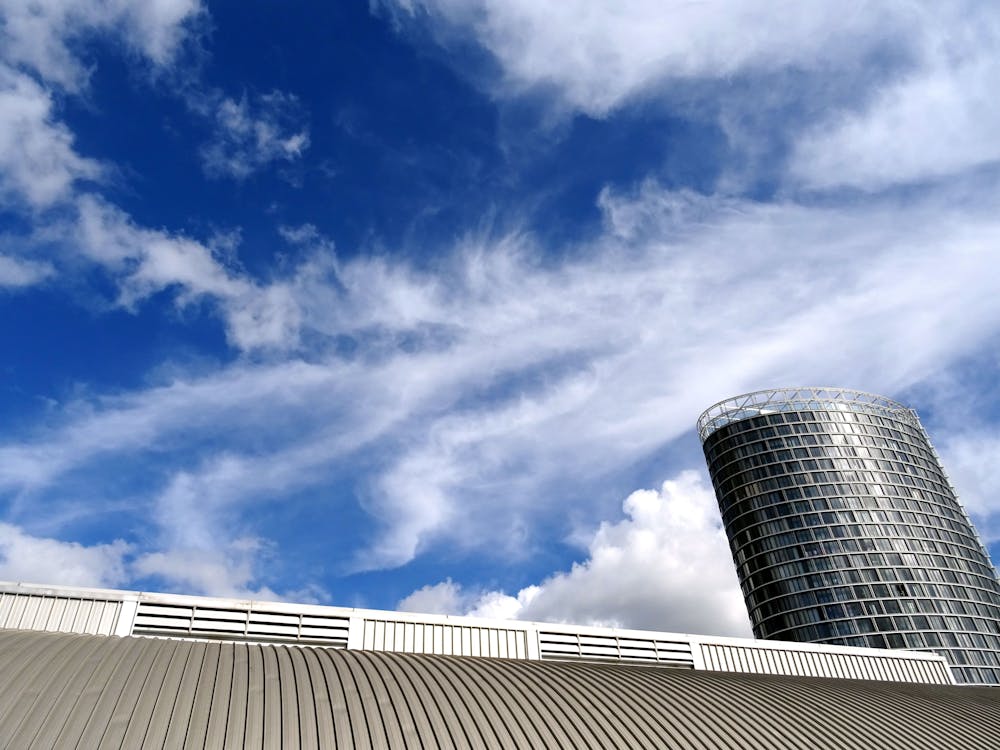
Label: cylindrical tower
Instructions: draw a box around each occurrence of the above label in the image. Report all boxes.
[697,387,1000,685]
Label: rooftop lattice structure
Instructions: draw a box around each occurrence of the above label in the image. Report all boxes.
[697,387,919,442]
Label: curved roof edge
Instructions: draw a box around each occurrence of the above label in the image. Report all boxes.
[697,386,918,442]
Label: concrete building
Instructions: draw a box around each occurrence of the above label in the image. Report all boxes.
[698,387,1000,685]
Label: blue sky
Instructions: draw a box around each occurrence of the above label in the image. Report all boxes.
[2,1,1000,637]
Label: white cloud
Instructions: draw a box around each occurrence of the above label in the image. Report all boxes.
[0,516,323,601]
[0,0,306,317]
[938,431,1000,544]
[790,9,1000,189]
[224,283,302,351]
[0,521,320,601]
[0,0,203,90]
[121,0,205,66]
[0,358,348,491]
[200,91,311,180]
[6,181,1000,573]
[0,96,302,343]
[400,471,752,637]
[380,0,911,116]
[398,578,466,614]
[72,195,303,349]
[383,2,1000,190]
[331,184,1000,568]
[0,254,54,288]
[0,523,130,588]
[0,66,102,208]
[131,465,333,599]
[399,579,540,620]
[132,538,279,599]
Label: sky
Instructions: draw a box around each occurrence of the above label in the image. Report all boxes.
[2,1,1000,639]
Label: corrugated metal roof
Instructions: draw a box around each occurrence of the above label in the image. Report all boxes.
[0,630,996,749]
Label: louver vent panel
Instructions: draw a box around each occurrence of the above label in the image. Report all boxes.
[132,602,350,646]
[0,592,121,636]
[699,643,952,684]
[539,630,695,667]
[362,619,529,658]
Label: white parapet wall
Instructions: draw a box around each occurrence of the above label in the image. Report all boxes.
[0,580,955,685]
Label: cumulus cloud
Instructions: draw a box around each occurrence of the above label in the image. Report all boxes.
[0,0,203,90]
[399,578,467,614]
[400,579,540,620]
[199,91,310,180]
[400,471,751,636]
[0,523,130,588]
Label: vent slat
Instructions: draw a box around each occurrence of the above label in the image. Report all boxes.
[132,602,349,646]
[538,630,696,667]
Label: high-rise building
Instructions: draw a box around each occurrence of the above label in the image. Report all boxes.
[697,387,1000,685]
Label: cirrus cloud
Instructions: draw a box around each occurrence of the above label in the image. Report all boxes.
[6,180,1000,581]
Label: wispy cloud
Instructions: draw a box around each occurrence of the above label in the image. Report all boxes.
[0,0,203,91]
[72,196,303,349]
[381,1,1000,193]
[0,359,346,492]
[198,91,311,180]
[0,0,306,331]
[6,179,1000,587]
[0,254,54,288]
[790,9,1000,189]
[378,0,912,115]
[3,0,1000,606]
[0,65,102,209]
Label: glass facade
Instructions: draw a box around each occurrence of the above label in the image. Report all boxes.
[697,387,1000,685]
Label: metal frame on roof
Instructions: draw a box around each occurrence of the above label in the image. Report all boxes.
[696,387,919,443]
[0,580,954,684]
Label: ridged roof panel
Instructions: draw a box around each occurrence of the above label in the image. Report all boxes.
[0,630,997,749]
